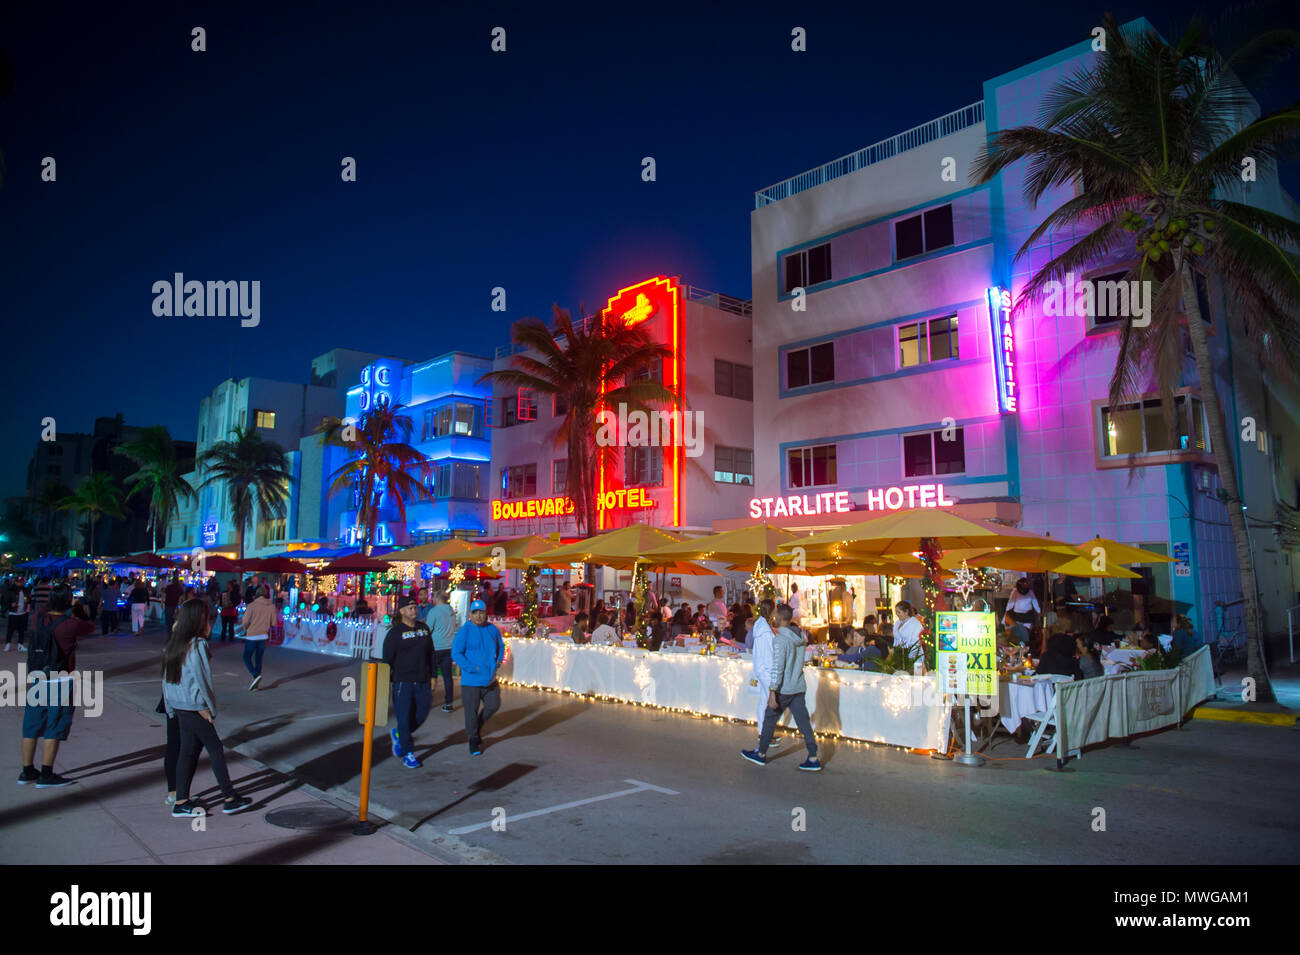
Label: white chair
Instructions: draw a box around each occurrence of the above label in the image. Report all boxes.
[1021,677,1081,760]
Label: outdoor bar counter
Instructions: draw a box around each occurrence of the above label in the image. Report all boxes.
[497,637,949,751]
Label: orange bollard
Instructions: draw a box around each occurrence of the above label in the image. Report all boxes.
[354,661,379,835]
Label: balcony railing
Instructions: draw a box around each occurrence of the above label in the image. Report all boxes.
[754,101,985,208]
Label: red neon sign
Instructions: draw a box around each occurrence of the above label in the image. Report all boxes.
[598,277,683,529]
[493,488,656,522]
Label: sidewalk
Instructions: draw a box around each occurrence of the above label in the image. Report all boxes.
[0,626,451,864]
[1190,656,1300,727]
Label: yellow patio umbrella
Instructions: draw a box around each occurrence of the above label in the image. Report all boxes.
[488,534,567,569]
[384,538,491,564]
[1073,537,1176,565]
[782,508,1062,560]
[531,524,684,569]
[942,548,1140,578]
[638,524,800,566]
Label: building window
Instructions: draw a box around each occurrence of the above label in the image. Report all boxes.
[788,444,837,488]
[553,393,569,418]
[715,360,753,400]
[899,315,959,368]
[786,342,835,389]
[453,463,483,499]
[903,428,966,477]
[782,242,832,293]
[501,396,518,428]
[714,446,754,485]
[518,390,538,421]
[51,445,64,457]
[625,447,663,487]
[552,459,568,495]
[894,204,954,260]
[1100,395,1210,457]
[254,410,276,429]
[424,402,483,439]
[500,463,537,499]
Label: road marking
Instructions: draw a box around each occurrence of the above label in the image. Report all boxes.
[447,778,679,835]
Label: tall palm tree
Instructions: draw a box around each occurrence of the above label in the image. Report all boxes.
[481,304,675,534]
[33,480,73,552]
[199,426,292,561]
[974,15,1300,702]
[318,403,430,556]
[59,473,126,556]
[116,425,196,553]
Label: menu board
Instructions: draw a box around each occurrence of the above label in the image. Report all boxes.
[936,611,997,697]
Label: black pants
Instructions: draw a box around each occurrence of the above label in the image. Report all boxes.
[758,691,818,759]
[220,616,235,641]
[102,608,119,634]
[433,649,454,707]
[164,712,180,791]
[175,709,238,802]
[462,682,500,748]
[5,613,27,645]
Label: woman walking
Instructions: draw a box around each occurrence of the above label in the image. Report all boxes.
[161,599,251,817]
[240,584,273,691]
[219,585,239,643]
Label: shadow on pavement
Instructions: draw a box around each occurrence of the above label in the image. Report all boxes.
[262,658,354,691]
[408,762,538,830]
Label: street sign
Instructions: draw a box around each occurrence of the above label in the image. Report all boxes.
[936,611,997,696]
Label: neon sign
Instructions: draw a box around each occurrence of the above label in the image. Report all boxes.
[201,521,219,546]
[987,287,1017,413]
[343,523,392,546]
[493,488,656,522]
[600,277,683,528]
[864,483,955,511]
[749,492,851,519]
[359,359,400,413]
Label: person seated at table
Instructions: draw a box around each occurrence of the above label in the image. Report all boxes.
[838,629,883,669]
[1035,632,1082,679]
[670,603,692,637]
[728,602,752,645]
[1002,613,1030,646]
[1170,615,1201,656]
[859,614,878,637]
[623,599,637,631]
[1136,628,1161,653]
[1090,615,1119,647]
[592,599,606,622]
[354,594,373,616]
[1075,634,1103,679]
[647,616,667,651]
[591,612,619,646]
[569,612,590,644]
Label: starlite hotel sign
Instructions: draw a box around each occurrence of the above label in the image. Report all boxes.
[749,482,957,517]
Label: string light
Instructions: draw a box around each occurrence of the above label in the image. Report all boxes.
[447,563,466,588]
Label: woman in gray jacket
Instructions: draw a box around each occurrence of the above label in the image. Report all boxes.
[163,599,251,817]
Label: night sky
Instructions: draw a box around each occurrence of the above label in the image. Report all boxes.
[2,0,1289,499]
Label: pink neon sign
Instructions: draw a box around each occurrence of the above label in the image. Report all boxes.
[748,483,956,518]
[987,287,1017,413]
[864,483,955,511]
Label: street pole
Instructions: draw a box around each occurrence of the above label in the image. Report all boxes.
[354,661,378,836]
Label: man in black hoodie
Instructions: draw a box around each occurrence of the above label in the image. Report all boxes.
[382,595,434,769]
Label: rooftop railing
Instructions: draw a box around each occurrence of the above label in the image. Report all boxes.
[754,101,985,208]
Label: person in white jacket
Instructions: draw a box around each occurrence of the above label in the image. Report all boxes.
[748,599,780,748]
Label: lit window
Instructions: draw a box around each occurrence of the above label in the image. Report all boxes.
[254,410,276,429]
[552,459,568,495]
[1100,396,1209,457]
[788,444,837,488]
[715,446,754,485]
[899,315,959,368]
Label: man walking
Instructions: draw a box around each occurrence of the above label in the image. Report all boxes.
[128,576,150,634]
[163,574,184,635]
[19,585,95,787]
[382,595,434,769]
[100,576,121,634]
[747,598,780,749]
[423,590,458,712]
[742,604,821,771]
[452,599,504,756]
[5,580,28,651]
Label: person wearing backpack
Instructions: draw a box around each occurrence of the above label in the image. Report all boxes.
[218,586,239,643]
[5,582,28,651]
[18,585,95,788]
[162,598,252,817]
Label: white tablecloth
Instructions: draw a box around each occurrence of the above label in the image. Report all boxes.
[499,638,948,749]
[999,676,1074,732]
[278,615,378,658]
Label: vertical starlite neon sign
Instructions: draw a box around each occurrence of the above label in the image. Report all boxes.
[986,286,1017,413]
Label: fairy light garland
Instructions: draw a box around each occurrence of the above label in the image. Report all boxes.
[517,563,540,637]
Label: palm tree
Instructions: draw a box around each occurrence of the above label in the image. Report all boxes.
[116,425,197,553]
[33,480,73,552]
[199,426,292,561]
[318,403,431,556]
[481,304,675,534]
[59,473,126,556]
[973,15,1300,702]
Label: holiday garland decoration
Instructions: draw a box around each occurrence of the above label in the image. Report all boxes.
[631,562,650,648]
[517,562,540,637]
[915,537,947,670]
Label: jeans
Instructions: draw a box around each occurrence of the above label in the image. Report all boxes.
[165,605,178,634]
[758,691,817,759]
[755,680,770,728]
[461,682,500,748]
[392,682,433,756]
[102,608,119,634]
[242,638,266,677]
[6,613,27,645]
[131,603,147,632]
[175,709,238,802]
[220,616,235,641]
[432,649,454,707]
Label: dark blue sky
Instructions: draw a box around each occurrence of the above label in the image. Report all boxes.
[2,0,1290,499]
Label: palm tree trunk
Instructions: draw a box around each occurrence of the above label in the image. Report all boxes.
[1181,259,1273,702]
[89,513,96,557]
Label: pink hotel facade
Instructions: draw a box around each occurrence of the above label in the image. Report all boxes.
[748,20,1300,640]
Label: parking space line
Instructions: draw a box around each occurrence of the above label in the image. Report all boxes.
[447,778,679,835]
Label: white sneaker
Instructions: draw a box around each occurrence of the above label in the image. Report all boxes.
[3,644,12,652]
[249,674,262,691]
[165,793,177,806]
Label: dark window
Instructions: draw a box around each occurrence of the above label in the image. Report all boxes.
[787,350,810,389]
[895,204,954,260]
[552,459,567,494]
[781,242,832,293]
[714,446,754,485]
[1089,270,1129,327]
[453,463,483,499]
[787,344,835,389]
[1101,396,1209,457]
[809,342,835,385]
[923,205,954,251]
[625,447,663,487]
[734,364,753,400]
[715,359,733,396]
[788,444,836,488]
[500,463,537,498]
[715,359,753,400]
[553,393,569,417]
[935,428,965,473]
[895,215,924,260]
[903,428,965,477]
[903,433,933,477]
[502,396,518,428]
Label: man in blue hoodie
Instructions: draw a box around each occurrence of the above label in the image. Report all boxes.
[452,599,504,756]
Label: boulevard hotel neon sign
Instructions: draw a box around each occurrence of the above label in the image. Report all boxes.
[493,488,656,522]
[749,483,956,517]
[986,286,1017,413]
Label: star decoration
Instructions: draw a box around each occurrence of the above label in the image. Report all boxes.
[447,563,466,588]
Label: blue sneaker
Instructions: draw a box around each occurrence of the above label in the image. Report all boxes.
[798,758,822,772]
[741,749,766,766]
[390,729,401,757]
[402,753,421,769]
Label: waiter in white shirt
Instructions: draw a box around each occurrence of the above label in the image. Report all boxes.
[748,599,780,749]
[1006,577,1041,632]
[788,583,803,623]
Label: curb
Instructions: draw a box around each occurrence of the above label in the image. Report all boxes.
[1191,707,1298,727]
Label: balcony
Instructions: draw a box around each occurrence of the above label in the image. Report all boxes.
[754,101,985,208]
